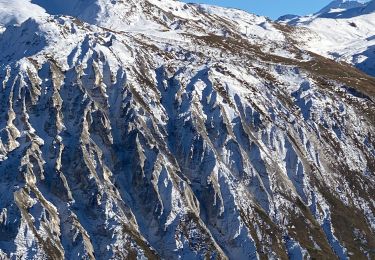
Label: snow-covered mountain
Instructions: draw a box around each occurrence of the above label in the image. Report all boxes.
[0,0,374,259]
[0,0,46,29]
[279,0,375,77]
[316,0,367,16]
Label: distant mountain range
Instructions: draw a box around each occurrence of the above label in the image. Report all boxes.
[278,0,375,77]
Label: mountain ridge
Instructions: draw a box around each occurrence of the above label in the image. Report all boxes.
[0,0,374,259]
[278,0,375,78]
[317,0,367,16]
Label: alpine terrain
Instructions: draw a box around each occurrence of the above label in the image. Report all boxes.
[279,0,375,77]
[0,0,374,259]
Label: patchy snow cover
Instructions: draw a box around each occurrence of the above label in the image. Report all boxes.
[0,0,374,259]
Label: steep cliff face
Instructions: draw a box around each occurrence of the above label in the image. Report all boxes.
[0,1,374,259]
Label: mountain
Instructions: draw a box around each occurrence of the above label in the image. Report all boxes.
[0,0,374,259]
[317,0,375,18]
[277,0,369,23]
[0,0,46,32]
[316,0,366,16]
[279,0,375,77]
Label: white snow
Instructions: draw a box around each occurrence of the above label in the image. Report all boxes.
[0,0,374,259]
[0,0,47,26]
[285,0,375,76]
[296,13,375,61]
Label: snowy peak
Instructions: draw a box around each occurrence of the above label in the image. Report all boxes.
[278,0,374,23]
[317,0,375,18]
[0,0,47,27]
[28,0,285,51]
[0,0,290,63]
[316,0,366,15]
[279,0,375,77]
[31,0,191,29]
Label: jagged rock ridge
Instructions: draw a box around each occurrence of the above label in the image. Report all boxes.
[0,0,374,259]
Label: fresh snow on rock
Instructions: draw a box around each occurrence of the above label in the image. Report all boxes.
[0,0,374,259]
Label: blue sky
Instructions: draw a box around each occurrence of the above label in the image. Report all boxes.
[182,0,333,19]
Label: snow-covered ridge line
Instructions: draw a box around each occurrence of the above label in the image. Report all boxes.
[3,0,373,79]
[279,0,375,77]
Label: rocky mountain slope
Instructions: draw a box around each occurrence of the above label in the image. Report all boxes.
[279,0,375,77]
[0,0,374,259]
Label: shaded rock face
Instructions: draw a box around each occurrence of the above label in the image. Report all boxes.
[0,1,374,259]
